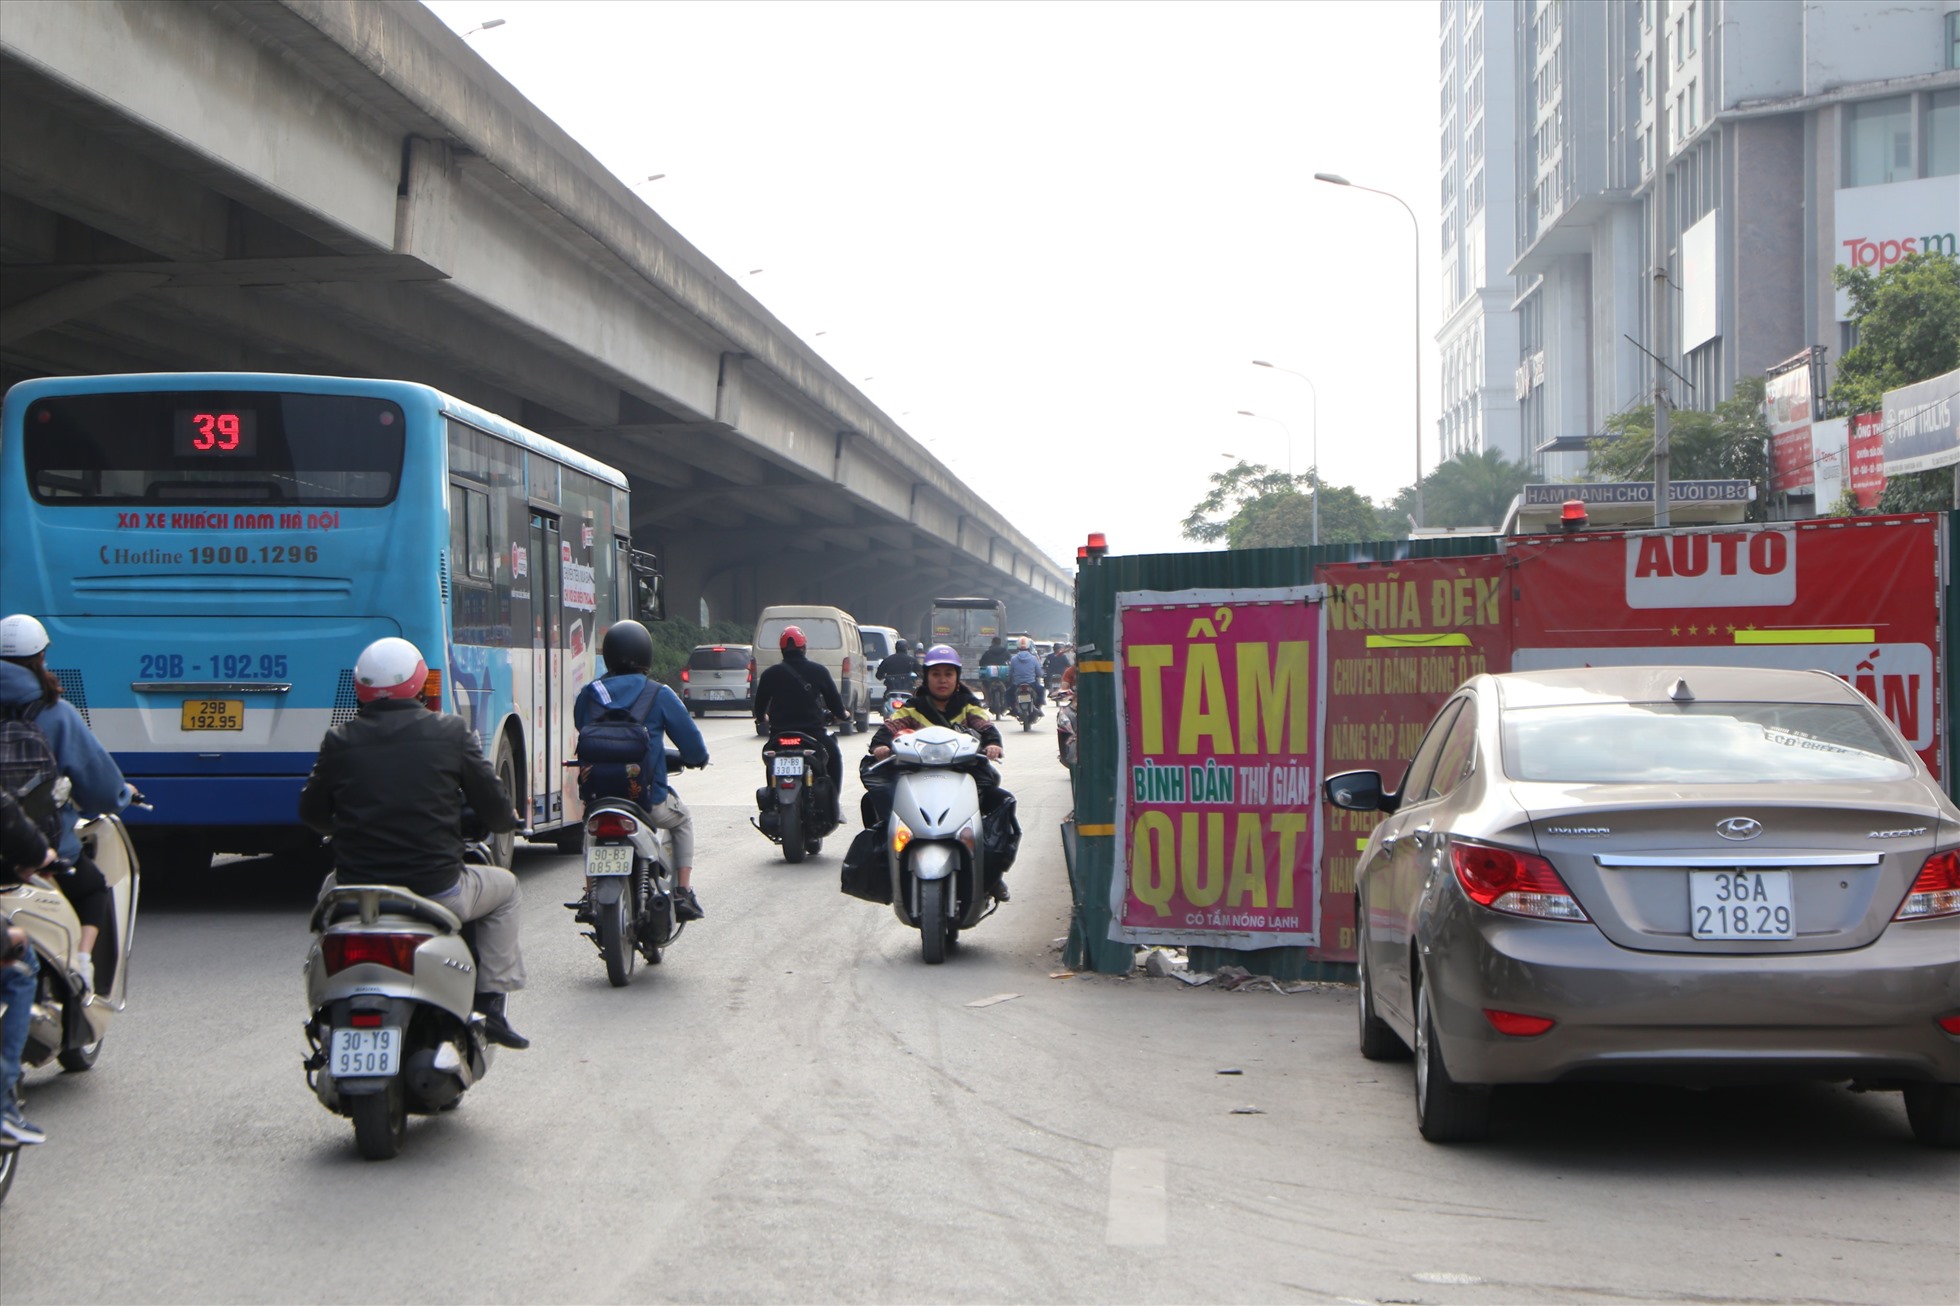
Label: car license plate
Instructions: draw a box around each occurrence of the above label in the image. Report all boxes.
[586,843,634,876]
[181,699,243,731]
[328,1027,401,1077]
[708,689,729,700]
[1690,869,1794,939]
[773,756,804,776]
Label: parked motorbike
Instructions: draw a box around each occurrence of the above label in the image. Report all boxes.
[752,730,839,863]
[1054,687,1077,768]
[1011,681,1040,732]
[301,840,497,1161]
[567,750,694,987]
[872,725,1003,964]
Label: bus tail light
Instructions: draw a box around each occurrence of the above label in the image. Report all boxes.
[420,668,442,711]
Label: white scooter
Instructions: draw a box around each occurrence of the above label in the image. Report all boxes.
[877,725,1004,965]
[301,848,497,1161]
[1,807,144,1204]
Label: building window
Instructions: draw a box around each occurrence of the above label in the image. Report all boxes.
[1688,78,1698,132]
[1948,11,1959,69]
[1929,89,1960,178]
[1845,96,1913,187]
[1687,2,1697,54]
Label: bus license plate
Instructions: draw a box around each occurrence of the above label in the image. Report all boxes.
[586,844,634,876]
[773,756,804,776]
[181,699,243,731]
[328,1027,401,1077]
[1689,869,1794,939]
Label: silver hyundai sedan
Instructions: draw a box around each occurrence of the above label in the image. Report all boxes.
[1322,665,1960,1146]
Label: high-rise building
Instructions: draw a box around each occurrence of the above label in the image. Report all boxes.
[1437,0,1525,472]
[1487,0,1958,495]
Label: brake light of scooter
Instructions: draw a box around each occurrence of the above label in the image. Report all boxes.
[777,737,803,747]
[349,1012,385,1029]
[321,933,420,976]
[588,811,640,839]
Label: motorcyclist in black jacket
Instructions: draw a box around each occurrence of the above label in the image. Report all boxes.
[752,626,847,824]
[875,639,920,695]
[298,637,530,1049]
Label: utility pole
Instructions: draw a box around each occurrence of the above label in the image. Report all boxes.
[1651,20,1672,527]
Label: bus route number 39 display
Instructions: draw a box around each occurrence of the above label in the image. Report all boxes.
[181,699,244,731]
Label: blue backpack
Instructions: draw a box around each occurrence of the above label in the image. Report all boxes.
[575,682,660,802]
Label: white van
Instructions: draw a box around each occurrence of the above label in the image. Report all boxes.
[753,605,871,734]
[860,624,902,712]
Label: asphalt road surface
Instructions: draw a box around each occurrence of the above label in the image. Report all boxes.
[4,711,1956,1303]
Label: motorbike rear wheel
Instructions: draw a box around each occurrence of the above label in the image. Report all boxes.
[781,798,806,864]
[0,1140,17,1205]
[919,878,950,965]
[350,1079,407,1160]
[58,1034,102,1074]
[597,881,637,987]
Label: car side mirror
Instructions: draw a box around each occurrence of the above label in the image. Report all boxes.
[1322,770,1392,812]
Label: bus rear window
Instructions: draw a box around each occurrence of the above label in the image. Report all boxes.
[22,391,406,506]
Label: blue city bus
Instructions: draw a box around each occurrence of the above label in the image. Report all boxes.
[0,372,660,870]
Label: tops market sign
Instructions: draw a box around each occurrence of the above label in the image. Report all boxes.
[1834,176,1960,320]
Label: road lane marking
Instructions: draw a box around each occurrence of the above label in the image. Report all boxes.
[1105,1147,1167,1245]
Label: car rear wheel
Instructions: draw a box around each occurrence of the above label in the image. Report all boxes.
[1413,975,1490,1142]
[1356,936,1410,1061]
[1903,1083,1960,1148]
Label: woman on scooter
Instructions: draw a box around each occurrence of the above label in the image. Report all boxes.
[0,615,135,995]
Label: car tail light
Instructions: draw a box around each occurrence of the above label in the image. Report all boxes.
[588,811,639,839]
[321,933,419,975]
[1484,1009,1556,1037]
[1449,841,1589,921]
[1937,1014,1960,1036]
[680,667,690,682]
[843,655,852,678]
[1894,851,1960,921]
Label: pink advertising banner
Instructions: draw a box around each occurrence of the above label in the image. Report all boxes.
[1112,588,1324,948]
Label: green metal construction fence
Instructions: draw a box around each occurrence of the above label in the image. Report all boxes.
[1061,514,1960,978]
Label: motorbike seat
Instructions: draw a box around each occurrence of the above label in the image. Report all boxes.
[310,883,463,934]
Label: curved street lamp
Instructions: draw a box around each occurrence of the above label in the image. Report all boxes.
[1251,360,1320,546]
[463,19,507,37]
[1315,172,1424,529]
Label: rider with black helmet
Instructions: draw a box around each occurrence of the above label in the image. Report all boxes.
[572,620,710,920]
[875,638,920,694]
[753,625,847,823]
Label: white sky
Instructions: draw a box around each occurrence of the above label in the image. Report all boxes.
[425,0,1444,566]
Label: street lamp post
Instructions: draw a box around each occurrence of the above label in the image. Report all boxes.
[462,19,507,37]
[1252,360,1319,546]
[1314,172,1424,530]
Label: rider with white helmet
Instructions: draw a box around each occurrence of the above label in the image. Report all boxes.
[299,636,530,1048]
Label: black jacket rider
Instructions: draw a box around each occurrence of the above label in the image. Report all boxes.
[875,650,920,685]
[299,699,517,898]
[753,649,846,821]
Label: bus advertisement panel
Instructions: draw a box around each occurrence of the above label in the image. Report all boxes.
[0,373,643,869]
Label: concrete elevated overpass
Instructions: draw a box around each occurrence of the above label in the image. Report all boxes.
[0,0,1074,634]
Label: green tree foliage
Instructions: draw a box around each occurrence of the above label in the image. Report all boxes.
[1180,461,1388,548]
[1830,250,1960,512]
[1830,250,1960,417]
[1586,376,1772,521]
[1420,449,1532,529]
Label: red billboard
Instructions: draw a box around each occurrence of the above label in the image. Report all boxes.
[1509,516,1944,777]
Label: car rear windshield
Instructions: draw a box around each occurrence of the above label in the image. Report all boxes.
[1503,701,1917,784]
[759,618,842,650]
[688,647,750,671]
[22,390,405,505]
[862,632,891,660]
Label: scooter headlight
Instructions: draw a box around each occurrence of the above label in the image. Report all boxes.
[890,816,913,855]
[917,738,957,765]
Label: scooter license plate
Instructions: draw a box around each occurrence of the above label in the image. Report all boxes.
[772,756,805,776]
[328,1027,401,1078]
[586,844,634,876]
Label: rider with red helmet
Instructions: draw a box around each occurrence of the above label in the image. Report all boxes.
[299,637,530,1048]
[752,625,847,823]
